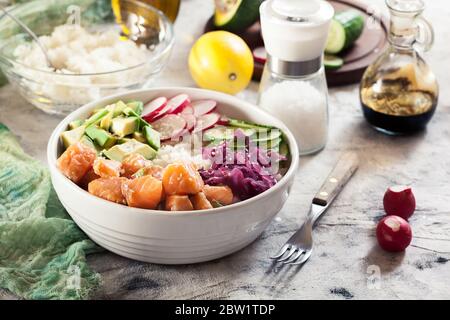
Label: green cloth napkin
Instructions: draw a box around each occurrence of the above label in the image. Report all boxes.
[0,123,101,299]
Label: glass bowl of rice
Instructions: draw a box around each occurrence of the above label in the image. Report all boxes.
[0,0,174,115]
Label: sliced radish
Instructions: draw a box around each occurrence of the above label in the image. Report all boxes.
[151,114,186,140]
[253,47,267,64]
[142,97,167,121]
[181,113,196,132]
[191,100,217,117]
[152,94,190,120]
[217,115,230,126]
[181,105,194,115]
[193,112,220,133]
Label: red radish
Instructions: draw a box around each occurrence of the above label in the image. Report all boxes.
[218,115,230,126]
[383,185,416,220]
[253,47,267,64]
[181,113,196,132]
[142,97,167,121]
[191,100,217,117]
[152,94,190,120]
[193,112,220,133]
[376,215,412,252]
[151,114,186,141]
[181,105,194,115]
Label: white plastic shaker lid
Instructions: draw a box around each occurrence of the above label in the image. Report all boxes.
[260,0,334,62]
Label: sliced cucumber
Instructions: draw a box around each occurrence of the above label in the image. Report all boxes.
[256,137,282,150]
[252,129,282,142]
[325,10,364,54]
[279,141,289,158]
[324,54,344,70]
[204,126,234,141]
[214,0,263,32]
[228,118,274,130]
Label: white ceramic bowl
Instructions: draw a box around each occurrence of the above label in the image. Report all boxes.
[47,87,299,264]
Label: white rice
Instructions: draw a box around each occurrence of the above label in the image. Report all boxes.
[152,142,211,170]
[12,24,152,106]
[14,24,150,74]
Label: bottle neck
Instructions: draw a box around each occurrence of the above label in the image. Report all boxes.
[388,11,419,50]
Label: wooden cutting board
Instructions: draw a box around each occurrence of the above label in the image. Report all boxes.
[204,0,388,87]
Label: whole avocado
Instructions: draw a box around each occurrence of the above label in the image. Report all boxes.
[214,0,263,32]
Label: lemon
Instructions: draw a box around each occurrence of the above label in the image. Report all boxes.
[189,31,254,95]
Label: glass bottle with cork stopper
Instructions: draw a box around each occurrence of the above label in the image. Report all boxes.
[257,0,334,155]
[360,0,438,135]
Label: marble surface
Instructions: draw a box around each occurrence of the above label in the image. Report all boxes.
[1,0,449,300]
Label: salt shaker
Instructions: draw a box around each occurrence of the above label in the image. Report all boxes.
[258,0,334,155]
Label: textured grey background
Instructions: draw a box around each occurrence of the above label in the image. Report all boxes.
[1,0,449,299]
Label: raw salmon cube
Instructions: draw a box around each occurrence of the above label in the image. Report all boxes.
[132,165,164,180]
[93,158,122,178]
[203,185,233,205]
[57,142,97,183]
[162,162,204,195]
[165,195,194,211]
[122,175,163,209]
[88,177,127,204]
[122,153,151,178]
[190,192,213,210]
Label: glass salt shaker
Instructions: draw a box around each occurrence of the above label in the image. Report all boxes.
[258,0,334,155]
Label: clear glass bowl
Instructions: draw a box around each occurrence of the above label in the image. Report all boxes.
[0,0,174,115]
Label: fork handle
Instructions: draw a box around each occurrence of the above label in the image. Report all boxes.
[312,152,359,206]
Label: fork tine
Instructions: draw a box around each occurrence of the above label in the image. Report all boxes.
[270,244,290,259]
[277,246,298,262]
[288,250,312,265]
[282,249,304,264]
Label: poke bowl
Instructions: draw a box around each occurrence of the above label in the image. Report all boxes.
[0,0,174,115]
[47,87,299,264]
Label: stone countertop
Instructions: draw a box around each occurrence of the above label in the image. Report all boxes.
[1,0,449,300]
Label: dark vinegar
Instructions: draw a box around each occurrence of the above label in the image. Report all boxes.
[361,101,437,135]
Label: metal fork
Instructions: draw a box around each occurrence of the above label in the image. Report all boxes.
[271,152,359,266]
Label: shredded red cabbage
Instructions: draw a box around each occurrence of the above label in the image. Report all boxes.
[199,129,286,200]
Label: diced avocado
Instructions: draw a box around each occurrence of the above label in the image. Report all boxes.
[99,105,115,131]
[127,101,144,115]
[132,167,146,179]
[110,116,139,137]
[113,100,128,117]
[85,109,109,127]
[60,125,86,149]
[211,200,224,208]
[123,107,150,131]
[68,120,83,130]
[132,131,147,143]
[103,139,157,162]
[85,125,117,149]
[143,126,161,150]
[117,137,132,144]
[79,135,100,154]
[123,107,150,130]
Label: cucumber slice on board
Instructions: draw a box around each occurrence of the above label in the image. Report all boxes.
[214,0,263,32]
[325,10,364,54]
[324,55,344,70]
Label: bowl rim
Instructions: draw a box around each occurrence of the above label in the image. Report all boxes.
[47,87,300,217]
[0,0,175,77]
